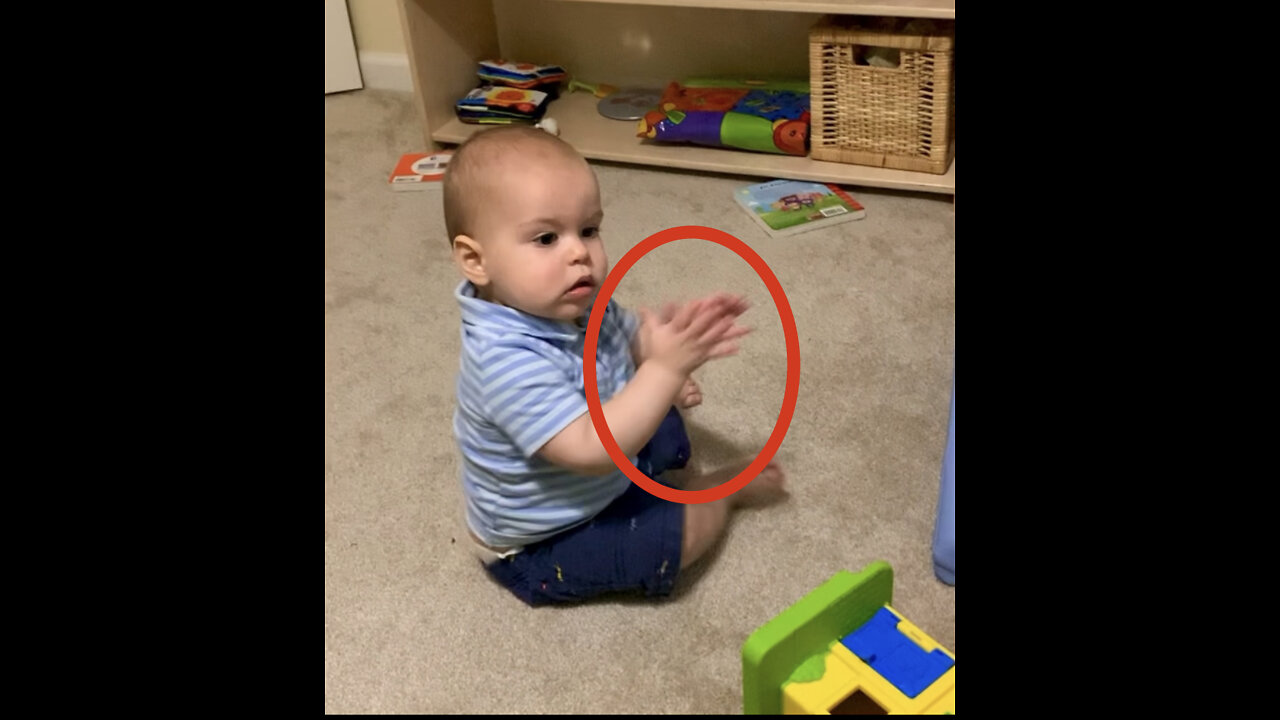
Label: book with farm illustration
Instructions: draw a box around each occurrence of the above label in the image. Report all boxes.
[733,179,866,238]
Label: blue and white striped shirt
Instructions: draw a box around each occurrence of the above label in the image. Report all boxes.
[453,281,640,548]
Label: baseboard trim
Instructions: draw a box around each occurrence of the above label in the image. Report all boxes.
[358,52,413,92]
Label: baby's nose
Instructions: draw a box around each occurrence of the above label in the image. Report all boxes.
[566,235,590,260]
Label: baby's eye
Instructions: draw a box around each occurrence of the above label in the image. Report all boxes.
[582,227,600,239]
[534,233,557,246]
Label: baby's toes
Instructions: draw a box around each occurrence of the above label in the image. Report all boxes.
[757,462,787,491]
[735,462,789,507]
[679,379,703,409]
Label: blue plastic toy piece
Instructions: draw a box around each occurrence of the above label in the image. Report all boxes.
[839,607,954,698]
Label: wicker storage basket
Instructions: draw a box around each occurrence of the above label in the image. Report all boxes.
[809,15,955,174]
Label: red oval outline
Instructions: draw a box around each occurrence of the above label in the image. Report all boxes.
[583,226,800,504]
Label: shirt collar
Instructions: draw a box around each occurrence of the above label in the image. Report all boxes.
[455,281,591,342]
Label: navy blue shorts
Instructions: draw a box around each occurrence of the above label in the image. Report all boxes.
[485,407,691,606]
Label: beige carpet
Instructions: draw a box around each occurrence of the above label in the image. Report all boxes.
[325,89,955,714]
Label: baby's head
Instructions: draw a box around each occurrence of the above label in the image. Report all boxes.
[445,126,607,323]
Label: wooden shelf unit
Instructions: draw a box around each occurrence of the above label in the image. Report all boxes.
[397,0,956,195]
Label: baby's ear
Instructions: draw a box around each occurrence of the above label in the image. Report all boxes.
[452,235,489,286]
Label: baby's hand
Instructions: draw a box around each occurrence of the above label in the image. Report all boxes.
[652,293,750,326]
[633,293,751,366]
[696,292,751,321]
[636,294,752,378]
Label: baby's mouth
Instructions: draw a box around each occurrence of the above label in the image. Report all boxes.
[566,277,596,296]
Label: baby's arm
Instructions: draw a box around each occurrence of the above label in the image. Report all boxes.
[540,362,686,475]
[540,299,749,475]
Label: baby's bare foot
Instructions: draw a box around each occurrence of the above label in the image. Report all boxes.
[677,377,702,409]
[733,461,788,508]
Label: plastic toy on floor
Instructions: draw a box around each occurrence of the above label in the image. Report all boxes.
[742,562,955,714]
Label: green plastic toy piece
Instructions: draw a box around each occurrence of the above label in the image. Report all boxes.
[567,79,618,98]
[741,562,894,715]
[788,651,830,685]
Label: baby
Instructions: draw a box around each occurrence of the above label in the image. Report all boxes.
[445,125,785,606]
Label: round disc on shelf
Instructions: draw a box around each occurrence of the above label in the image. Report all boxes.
[597,88,664,120]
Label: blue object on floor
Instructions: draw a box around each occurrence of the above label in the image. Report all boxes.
[932,377,955,586]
